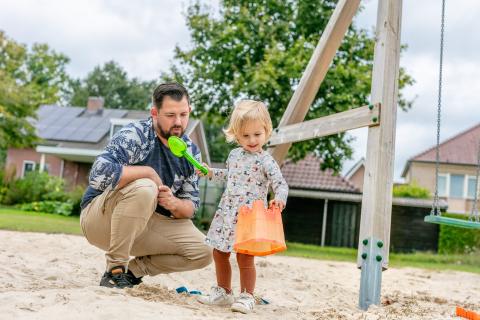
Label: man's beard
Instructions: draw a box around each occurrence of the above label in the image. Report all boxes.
[158,123,185,139]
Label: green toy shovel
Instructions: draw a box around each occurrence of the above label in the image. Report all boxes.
[168,136,209,175]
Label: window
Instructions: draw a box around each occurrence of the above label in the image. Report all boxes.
[111,124,124,138]
[110,118,135,139]
[438,174,447,197]
[467,176,478,199]
[22,161,36,178]
[42,163,50,174]
[449,174,465,198]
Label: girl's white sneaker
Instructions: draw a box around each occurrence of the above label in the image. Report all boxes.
[231,292,255,314]
[197,286,234,306]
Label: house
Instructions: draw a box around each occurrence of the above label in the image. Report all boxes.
[281,154,362,248]
[281,154,444,252]
[5,97,211,188]
[401,123,480,214]
[344,157,365,191]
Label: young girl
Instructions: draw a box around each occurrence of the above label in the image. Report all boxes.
[197,100,288,314]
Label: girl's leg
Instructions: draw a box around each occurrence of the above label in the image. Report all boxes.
[213,249,232,293]
[197,249,234,306]
[236,253,255,294]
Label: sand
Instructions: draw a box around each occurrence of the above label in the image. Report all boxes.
[0,230,479,319]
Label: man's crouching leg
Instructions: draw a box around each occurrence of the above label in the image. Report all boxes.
[128,214,213,277]
[81,178,158,288]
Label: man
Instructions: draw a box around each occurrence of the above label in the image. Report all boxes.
[80,82,212,289]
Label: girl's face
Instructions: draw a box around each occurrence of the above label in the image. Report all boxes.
[237,119,267,153]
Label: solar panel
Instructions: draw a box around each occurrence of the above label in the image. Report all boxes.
[83,129,109,143]
[36,106,133,143]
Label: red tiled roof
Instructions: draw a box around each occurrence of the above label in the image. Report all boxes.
[410,123,480,165]
[281,154,360,193]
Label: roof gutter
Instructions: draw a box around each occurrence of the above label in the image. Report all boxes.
[289,188,447,208]
[36,145,101,163]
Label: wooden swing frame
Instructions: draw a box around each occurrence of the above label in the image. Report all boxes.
[266,0,402,310]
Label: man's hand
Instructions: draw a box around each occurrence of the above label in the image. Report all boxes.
[157,186,195,219]
[157,185,178,212]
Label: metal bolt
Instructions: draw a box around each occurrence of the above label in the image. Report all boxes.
[361,253,367,259]
[368,104,374,110]
[362,239,368,245]
[372,116,378,123]
[376,255,382,262]
[377,241,384,248]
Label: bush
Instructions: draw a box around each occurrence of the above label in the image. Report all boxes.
[66,185,85,216]
[0,166,4,186]
[193,211,213,232]
[393,182,431,199]
[1,171,68,205]
[0,167,6,204]
[438,213,480,254]
[18,200,74,216]
[0,186,7,204]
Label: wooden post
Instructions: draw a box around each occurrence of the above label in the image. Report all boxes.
[358,0,402,310]
[269,0,361,164]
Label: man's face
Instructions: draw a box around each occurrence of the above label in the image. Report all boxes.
[151,96,190,140]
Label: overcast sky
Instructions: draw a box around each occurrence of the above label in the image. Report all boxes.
[1,0,479,181]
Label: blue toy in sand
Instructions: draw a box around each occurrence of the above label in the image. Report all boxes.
[175,286,202,295]
[175,286,271,305]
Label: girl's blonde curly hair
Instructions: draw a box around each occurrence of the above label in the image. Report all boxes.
[223,100,273,143]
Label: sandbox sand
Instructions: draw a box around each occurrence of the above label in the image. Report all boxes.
[1,230,479,319]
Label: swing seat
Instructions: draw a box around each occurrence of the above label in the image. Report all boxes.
[424,215,480,229]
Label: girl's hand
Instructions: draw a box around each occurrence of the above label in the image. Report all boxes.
[269,199,285,211]
[196,163,212,178]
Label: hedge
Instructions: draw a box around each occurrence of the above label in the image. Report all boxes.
[438,213,480,254]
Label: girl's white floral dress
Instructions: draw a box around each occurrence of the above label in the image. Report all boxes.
[205,148,289,252]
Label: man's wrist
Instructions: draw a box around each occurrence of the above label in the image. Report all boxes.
[170,197,181,213]
[173,198,195,219]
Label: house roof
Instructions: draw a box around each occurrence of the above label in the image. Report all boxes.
[35,105,147,144]
[34,104,200,146]
[344,157,365,180]
[402,123,480,177]
[281,154,360,193]
[32,104,208,163]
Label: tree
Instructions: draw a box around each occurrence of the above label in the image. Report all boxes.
[0,31,70,155]
[67,61,155,110]
[165,0,414,171]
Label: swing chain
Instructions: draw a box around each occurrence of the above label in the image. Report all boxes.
[431,0,446,217]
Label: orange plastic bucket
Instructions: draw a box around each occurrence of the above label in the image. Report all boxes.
[233,200,287,256]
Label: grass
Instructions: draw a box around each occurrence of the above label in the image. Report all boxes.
[281,242,480,274]
[0,206,81,235]
[1,207,479,274]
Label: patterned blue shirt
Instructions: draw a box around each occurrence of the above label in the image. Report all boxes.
[80,117,201,217]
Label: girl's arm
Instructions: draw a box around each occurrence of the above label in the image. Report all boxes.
[210,168,228,182]
[196,164,227,182]
[264,154,289,208]
[197,151,233,182]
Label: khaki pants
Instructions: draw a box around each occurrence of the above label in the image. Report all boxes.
[80,178,212,277]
